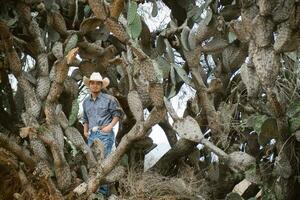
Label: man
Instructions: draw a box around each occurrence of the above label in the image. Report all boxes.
[82,72,122,196]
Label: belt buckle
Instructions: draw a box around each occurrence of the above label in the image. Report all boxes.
[92,126,99,132]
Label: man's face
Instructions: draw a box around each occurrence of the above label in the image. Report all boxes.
[89,81,102,93]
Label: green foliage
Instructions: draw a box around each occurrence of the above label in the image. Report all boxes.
[262,187,277,200]
[204,9,213,25]
[228,31,237,43]
[172,63,193,86]
[285,51,298,62]
[129,13,142,39]
[233,172,244,181]
[246,114,269,134]
[225,192,243,200]
[259,118,278,145]
[127,1,142,39]
[167,65,177,99]
[127,1,138,24]
[287,98,300,118]
[65,137,78,157]
[167,86,177,99]
[153,60,164,83]
[289,115,300,133]
[151,0,158,17]
[166,65,185,99]
[68,99,79,126]
[181,26,191,51]
[186,0,213,24]
[154,57,171,79]
[84,5,91,17]
[156,35,166,55]
[47,26,60,43]
[245,115,280,145]
[164,39,175,63]
[37,125,47,133]
[295,176,300,183]
[187,6,203,24]
[245,165,261,184]
[287,99,300,132]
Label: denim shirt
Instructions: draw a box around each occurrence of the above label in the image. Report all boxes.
[82,92,122,130]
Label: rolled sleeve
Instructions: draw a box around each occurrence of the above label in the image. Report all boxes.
[82,101,89,124]
[109,98,123,118]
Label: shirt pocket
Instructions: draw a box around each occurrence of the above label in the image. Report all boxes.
[97,106,109,117]
[87,107,94,117]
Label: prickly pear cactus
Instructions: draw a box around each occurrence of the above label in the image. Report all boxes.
[47,82,63,103]
[181,26,191,51]
[64,77,79,98]
[105,17,129,43]
[79,60,96,77]
[241,4,258,34]
[251,15,274,47]
[173,116,204,143]
[54,60,69,84]
[240,63,261,98]
[49,124,65,150]
[65,127,86,148]
[52,42,63,59]
[272,0,294,23]
[131,45,157,83]
[257,0,272,16]
[64,34,78,56]
[37,53,49,76]
[130,44,165,108]
[132,60,152,107]
[136,86,152,108]
[228,151,256,172]
[274,22,293,52]
[149,83,164,107]
[68,99,79,126]
[88,0,108,20]
[252,47,280,88]
[144,107,166,128]
[110,0,125,19]
[36,76,51,100]
[48,11,68,36]
[127,90,144,121]
[19,75,41,118]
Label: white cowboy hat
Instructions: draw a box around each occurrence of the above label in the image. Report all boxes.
[83,72,110,88]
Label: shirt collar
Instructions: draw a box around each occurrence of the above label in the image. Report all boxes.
[89,92,102,101]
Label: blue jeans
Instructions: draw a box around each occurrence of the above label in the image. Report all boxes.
[88,129,114,196]
[88,129,114,157]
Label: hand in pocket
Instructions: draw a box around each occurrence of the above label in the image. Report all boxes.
[101,124,112,133]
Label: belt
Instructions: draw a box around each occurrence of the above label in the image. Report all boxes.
[91,124,108,132]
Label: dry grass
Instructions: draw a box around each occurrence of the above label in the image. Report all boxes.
[117,166,209,200]
[275,62,300,104]
[0,148,22,200]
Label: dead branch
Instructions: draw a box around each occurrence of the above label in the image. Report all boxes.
[0,132,36,169]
